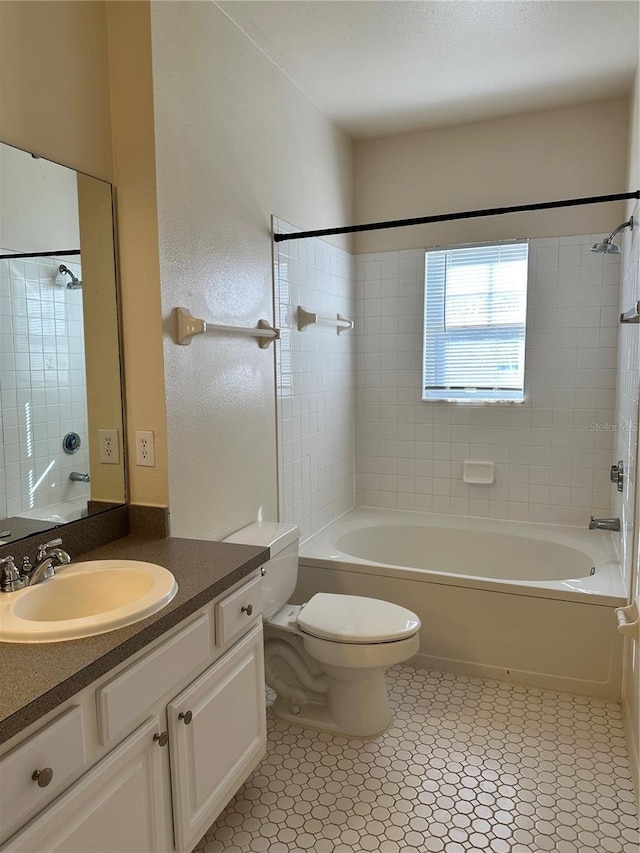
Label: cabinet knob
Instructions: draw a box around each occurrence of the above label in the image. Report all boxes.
[241,604,253,616]
[153,731,169,747]
[32,767,54,788]
[178,710,193,725]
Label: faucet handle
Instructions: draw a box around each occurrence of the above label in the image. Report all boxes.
[0,556,27,592]
[37,538,63,560]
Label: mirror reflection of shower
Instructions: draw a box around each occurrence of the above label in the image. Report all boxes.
[0,249,89,522]
[590,216,634,254]
[57,264,82,289]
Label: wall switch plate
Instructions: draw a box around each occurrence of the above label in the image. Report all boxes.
[98,429,120,464]
[135,430,156,467]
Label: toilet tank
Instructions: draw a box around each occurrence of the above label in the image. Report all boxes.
[223,522,300,620]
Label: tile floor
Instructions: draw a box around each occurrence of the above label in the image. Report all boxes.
[195,665,639,853]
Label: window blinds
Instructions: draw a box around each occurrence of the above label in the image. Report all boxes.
[423,241,528,403]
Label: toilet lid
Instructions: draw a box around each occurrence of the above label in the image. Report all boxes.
[297,593,421,644]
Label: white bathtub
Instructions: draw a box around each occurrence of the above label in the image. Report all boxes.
[17,498,87,525]
[297,508,627,698]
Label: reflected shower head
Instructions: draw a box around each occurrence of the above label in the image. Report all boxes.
[591,216,634,254]
[57,264,82,289]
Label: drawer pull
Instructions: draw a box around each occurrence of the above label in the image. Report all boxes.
[178,710,193,725]
[32,767,54,788]
[241,604,254,616]
[153,731,169,747]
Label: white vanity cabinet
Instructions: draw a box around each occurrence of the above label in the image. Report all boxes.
[169,625,266,851]
[2,717,167,853]
[0,571,266,853]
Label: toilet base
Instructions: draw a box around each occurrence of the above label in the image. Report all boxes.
[270,669,392,738]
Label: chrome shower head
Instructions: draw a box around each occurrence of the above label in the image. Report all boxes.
[591,216,634,254]
[57,264,82,289]
[591,240,622,255]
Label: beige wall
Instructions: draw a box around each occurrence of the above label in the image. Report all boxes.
[354,99,630,253]
[0,0,169,510]
[105,2,168,508]
[77,173,126,505]
[151,1,353,540]
[0,1,113,182]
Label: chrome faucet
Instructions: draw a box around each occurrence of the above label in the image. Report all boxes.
[23,539,71,586]
[69,471,90,483]
[588,517,621,532]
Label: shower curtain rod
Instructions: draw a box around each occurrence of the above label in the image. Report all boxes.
[0,249,81,260]
[273,191,640,243]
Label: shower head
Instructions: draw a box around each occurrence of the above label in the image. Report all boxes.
[590,216,634,254]
[591,240,622,255]
[57,264,82,289]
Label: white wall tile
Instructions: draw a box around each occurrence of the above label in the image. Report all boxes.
[275,222,355,541]
[354,235,619,525]
[0,254,89,517]
[612,202,640,596]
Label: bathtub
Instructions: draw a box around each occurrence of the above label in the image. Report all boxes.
[17,497,87,525]
[297,508,627,698]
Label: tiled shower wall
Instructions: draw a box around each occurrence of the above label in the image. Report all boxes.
[614,202,640,594]
[354,236,620,526]
[0,255,89,518]
[614,202,640,765]
[275,223,355,541]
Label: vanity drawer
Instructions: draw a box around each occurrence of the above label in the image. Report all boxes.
[215,574,262,647]
[0,706,86,842]
[96,614,211,746]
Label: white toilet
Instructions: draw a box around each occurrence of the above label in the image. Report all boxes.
[224,522,421,737]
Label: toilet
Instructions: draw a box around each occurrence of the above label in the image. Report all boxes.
[224,521,421,737]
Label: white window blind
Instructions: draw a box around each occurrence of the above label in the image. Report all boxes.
[423,240,528,403]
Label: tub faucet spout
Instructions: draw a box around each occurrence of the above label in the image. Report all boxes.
[588,516,620,532]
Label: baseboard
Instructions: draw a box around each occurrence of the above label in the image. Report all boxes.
[408,650,621,700]
[622,694,640,810]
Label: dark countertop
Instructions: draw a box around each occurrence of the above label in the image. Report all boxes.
[0,535,269,745]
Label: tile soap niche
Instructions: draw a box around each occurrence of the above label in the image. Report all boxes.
[463,461,495,485]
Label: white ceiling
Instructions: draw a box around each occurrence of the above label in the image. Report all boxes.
[216,0,639,140]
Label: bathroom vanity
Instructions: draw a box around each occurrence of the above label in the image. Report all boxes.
[0,535,269,852]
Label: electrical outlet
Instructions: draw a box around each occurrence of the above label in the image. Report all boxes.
[98,429,120,464]
[135,430,156,467]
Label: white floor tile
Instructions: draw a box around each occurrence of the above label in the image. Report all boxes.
[195,665,639,853]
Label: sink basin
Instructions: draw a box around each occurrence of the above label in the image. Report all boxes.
[0,560,178,643]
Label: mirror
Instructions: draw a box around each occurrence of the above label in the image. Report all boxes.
[0,142,125,544]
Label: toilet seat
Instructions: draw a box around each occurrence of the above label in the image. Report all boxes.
[297,593,420,644]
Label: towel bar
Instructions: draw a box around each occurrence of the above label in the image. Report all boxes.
[174,307,279,348]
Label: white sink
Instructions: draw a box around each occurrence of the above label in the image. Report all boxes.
[0,560,178,643]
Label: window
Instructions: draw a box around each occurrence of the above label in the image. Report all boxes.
[422,240,528,403]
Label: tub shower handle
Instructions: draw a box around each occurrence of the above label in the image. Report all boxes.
[610,461,624,493]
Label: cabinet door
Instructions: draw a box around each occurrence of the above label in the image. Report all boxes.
[168,624,266,853]
[2,717,169,853]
